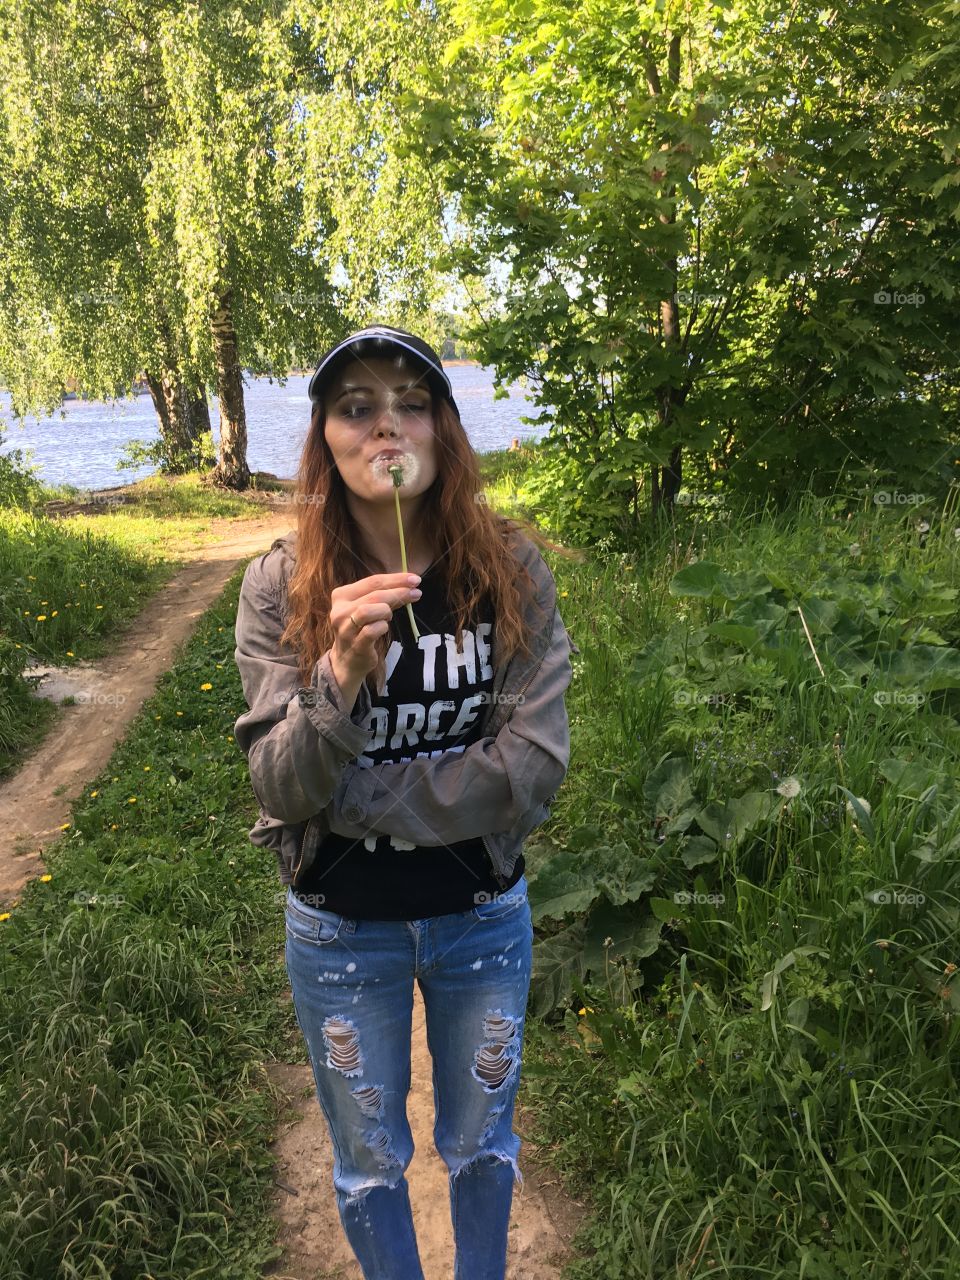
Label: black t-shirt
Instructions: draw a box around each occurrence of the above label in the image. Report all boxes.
[293,558,524,919]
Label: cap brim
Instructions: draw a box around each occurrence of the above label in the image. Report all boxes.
[308,333,452,405]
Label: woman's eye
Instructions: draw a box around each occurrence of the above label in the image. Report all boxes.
[343,403,427,419]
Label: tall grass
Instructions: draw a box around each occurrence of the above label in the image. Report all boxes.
[0,568,299,1278]
[519,484,960,1278]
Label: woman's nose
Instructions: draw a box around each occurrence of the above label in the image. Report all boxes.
[369,402,399,432]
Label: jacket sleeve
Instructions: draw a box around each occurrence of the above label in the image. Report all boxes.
[328,602,573,845]
[233,552,375,824]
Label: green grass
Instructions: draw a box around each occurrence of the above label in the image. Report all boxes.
[0,470,284,776]
[4,444,960,1277]
[0,566,302,1279]
[516,485,960,1279]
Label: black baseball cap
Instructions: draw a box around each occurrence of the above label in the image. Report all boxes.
[307,325,460,419]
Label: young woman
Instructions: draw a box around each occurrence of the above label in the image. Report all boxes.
[233,324,578,1280]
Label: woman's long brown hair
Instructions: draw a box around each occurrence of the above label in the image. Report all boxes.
[277,386,578,697]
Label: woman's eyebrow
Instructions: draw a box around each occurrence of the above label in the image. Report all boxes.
[335,380,426,401]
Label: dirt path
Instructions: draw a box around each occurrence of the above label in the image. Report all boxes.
[263,989,587,1280]
[3,501,588,1278]
[0,507,296,903]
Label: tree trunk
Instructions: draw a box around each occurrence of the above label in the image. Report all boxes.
[145,372,170,437]
[188,385,211,438]
[209,289,251,489]
[145,368,205,473]
[646,31,685,524]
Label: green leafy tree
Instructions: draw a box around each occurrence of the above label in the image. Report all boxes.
[394,0,960,537]
[0,1,341,483]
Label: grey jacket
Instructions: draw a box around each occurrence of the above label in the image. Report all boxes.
[232,529,578,891]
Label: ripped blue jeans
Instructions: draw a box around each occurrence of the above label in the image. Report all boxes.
[283,875,533,1280]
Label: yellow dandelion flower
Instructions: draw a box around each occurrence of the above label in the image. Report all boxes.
[155,715,161,719]
[60,822,71,830]
[215,663,223,668]
[89,790,98,798]
[143,765,151,771]
[0,912,10,921]
[128,797,137,803]
[27,575,35,580]
[560,591,568,598]
[23,611,30,616]
[79,582,86,587]
[40,874,52,882]
[110,823,118,830]
[36,615,47,621]
[95,604,103,610]
[218,626,223,632]
[14,644,21,649]
[200,682,213,691]
[51,611,58,617]
[112,777,118,781]
[66,651,74,657]
[176,711,183,717]
[40,600,47,605]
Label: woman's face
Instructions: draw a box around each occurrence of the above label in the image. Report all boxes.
[323,355,439,502]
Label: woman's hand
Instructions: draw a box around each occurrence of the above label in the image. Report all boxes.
[330,572,422,687]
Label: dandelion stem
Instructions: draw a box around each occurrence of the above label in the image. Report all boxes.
[388,464,421,641]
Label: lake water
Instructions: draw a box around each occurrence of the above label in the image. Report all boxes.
[0,364,548,492]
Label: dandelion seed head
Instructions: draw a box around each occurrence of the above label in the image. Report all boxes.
[371,450,421,487]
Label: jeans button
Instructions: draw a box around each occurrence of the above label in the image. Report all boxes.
[344,805,362,822]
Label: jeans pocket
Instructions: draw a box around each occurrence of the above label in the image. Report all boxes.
[285,892,343,946]
[470,876,528,922]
